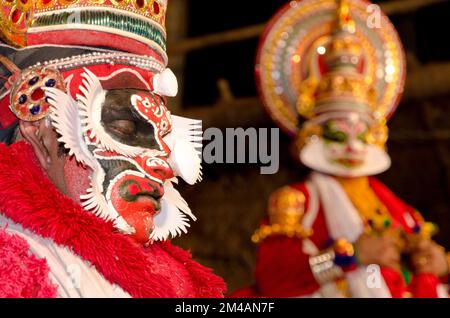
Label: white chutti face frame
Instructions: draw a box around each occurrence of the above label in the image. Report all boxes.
[44,68,203,241]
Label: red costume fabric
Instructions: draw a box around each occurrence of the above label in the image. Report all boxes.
[0,228,57,298]
[232,180,444,298]
[0,141,226,298]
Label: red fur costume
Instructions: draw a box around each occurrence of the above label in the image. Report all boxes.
[0,141,226,298]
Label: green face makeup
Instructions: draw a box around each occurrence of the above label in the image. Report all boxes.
[323,121,368,144]
[321,118,370,169]
[323,122,348,143]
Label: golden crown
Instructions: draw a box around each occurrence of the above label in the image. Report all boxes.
[297,0,376,120]
[0,0,167,55]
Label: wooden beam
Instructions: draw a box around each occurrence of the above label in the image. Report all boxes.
[390,129,450,142]
[404,62,450,100]
[179,61,450,128]
[169,0,445,55]
[180,97,265,129]
[168,24,265,55]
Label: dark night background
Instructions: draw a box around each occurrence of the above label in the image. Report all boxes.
[167,0,450,294]
[183,0,450,105]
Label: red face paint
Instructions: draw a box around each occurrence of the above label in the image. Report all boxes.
[106,156,173,243]
[64,155,92,205]
[92,89,175,243]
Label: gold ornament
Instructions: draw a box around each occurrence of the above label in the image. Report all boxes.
[252,186,313,244]
[295,122,323,153]
[297,76,318,119]
[366,119,389,149]
[336,176,392,231]
[0,0,166,47]
[336,0,355,33]
[0,0,35,47]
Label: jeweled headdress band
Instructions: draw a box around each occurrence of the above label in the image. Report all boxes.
[32,8,167,51]
[0,48,164,97]
[30,51,164,73]
[1,0,168,60]
[0,43,168,131]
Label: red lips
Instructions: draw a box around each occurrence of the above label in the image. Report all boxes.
[109,173,166,244]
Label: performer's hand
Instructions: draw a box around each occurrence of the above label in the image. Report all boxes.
[410,240,448,277]
[355,233,401,270]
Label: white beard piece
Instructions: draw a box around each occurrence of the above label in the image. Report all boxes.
[44,87,95,168]
[152,68,178,97]
[151,178,197,241]
[164,115,203,185]
[79,160,135,235]
[77,68,146,157]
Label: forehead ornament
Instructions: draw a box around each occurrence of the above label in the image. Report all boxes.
[8,64,66,122]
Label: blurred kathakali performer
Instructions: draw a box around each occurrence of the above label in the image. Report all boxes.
[0,0,225,297]
[233,0,449,298]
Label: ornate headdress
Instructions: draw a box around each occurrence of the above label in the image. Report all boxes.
[256,0,406,142]
[0,0,167,58]
[0,0,203,242]
[0,0,176,126]
[298,0,376,122]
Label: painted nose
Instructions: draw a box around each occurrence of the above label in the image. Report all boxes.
[135,156,174,183]
[150,163,173,182]
[346,140,364,153]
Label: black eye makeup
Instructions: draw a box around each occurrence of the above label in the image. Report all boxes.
[100,89,163,150]
[108,119,137,137]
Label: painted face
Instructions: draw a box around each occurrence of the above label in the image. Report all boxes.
[92,89,174,243]
[322,116,369,168]
[45,68,201,244]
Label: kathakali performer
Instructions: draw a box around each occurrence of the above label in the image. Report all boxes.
[233,0,449,298]
[0,0,225,297]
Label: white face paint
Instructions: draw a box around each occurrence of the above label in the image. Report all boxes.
[45,69,202,244]
[322,115,369,168]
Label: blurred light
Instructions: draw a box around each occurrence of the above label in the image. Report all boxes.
[385,65,395,75]
[317,46,326,55]
[292,54,301,63]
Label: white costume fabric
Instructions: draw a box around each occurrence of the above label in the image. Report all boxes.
[0,214,130,298]
[299,172,392,298]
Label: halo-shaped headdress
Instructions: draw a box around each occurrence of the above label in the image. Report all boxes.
[256,0,406,136]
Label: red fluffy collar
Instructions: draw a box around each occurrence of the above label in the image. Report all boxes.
[0,142,226,298]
